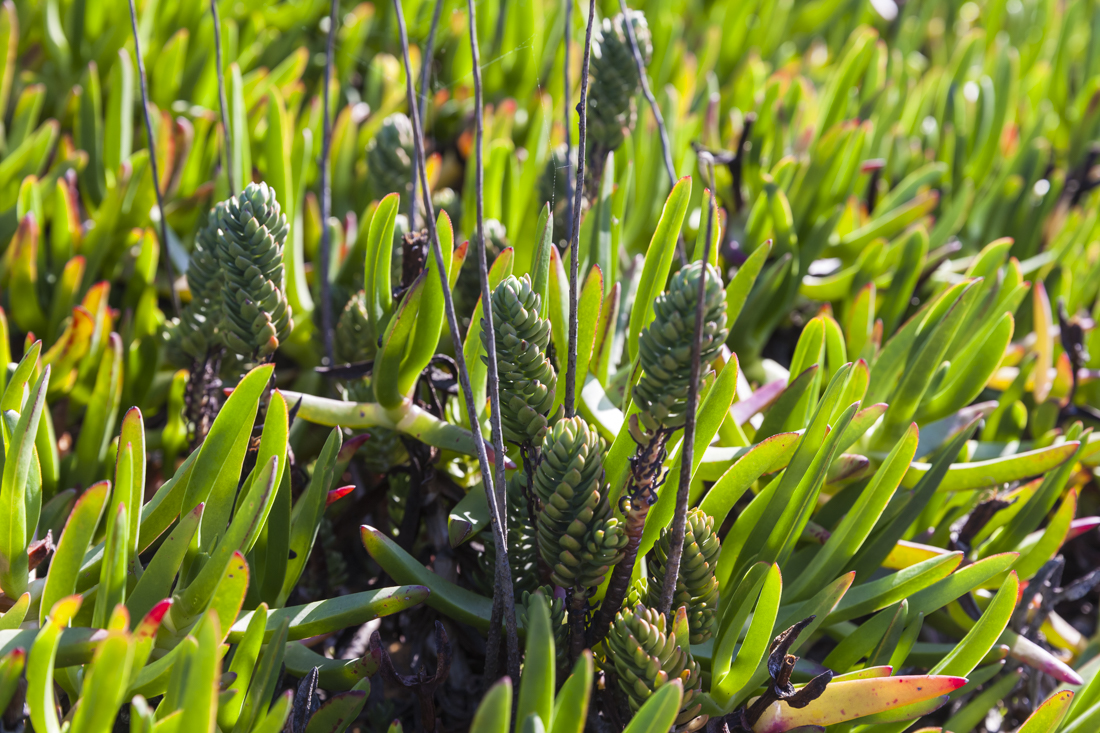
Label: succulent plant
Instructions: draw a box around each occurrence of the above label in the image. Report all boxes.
[484,274,557,445]
[516,586,569,666]
[646,507,720,644]
[214,182,294,359]
[335,290,377,364]
[367,112,415,202]
[538,143,578,244]
[588,11,652,152]
[532,416,627,591]
[7,0,1100,728]
[166,202,227,365]
[604,604,707,731]
[477,470,542,596]
[632,261,728,440]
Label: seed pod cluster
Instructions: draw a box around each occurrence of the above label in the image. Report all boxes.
[367,112,415,201]
[588,11,652,152]
[646,507,721,644]
[166,202,227,365]
[485,274,557,445]
[605,604,707,731]
[335,290,377,364]
[532,416,627,590]
[214,182,294,358]
[632,261,728,439]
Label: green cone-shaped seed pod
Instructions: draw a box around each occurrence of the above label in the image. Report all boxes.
[533,416,626,590]
[165,202,228,365]
[588,11,652,152]
[483,274,557,445]
[604,605,707,731]
[367,112,415,202]
[215,182,293,358]
[454,220,507,323]
[633,261,728,437]
[358,426,407,474]
[432,186,462,226]
[517,587,569,666]
[646,508,721,644]
[477,471,541,596]
[336,290,377,364]
[538,143,578,244]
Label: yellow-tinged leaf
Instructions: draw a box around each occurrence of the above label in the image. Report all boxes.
[1032,282,1053,404]
[751,676,966,733]
[882,540,953,570]
[1015,690,1074,733]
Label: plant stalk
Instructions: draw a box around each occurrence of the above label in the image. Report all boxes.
[392,0,521,685]
[467,0,519,682]
[618,0,674,190]
[587,430,667,647]
[318,0,339,366]
[409,0,445,232]
[562,0,574,245]
[564,0,597,419]
[655,164,717,617]
[127,0,180,317]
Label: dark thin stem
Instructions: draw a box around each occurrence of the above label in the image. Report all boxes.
[392,0,521,685]
[127,0,180,317]
[409,0,445,232]
[562,0,574,244]
[563,0,596,418]
[318,0,338,366]
[656,161,716,617]
[732,113,755,212]
[467,0,508,512]
[467,0,515,676]
[618,0,683,265]
[618,0,674,189]
[210,0,234,195]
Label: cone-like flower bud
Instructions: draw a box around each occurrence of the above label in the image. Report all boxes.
[367,112,415,201]
[215,182,293,358]
[166,202,227,364]
[538,143,578,244]
[477,470,541,596]
[605,605,707,731]
[588,11,652,151]
[647,508,721,644]
[533,416,627,590]
[336,290,377,364]
[633,261,728,438]
[484,274,557,445]
[517,587,569,666]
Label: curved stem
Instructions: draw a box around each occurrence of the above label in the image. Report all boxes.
[466,0,519,684]
[408,0,445,232]
[126,0,180,317]
[618,0,675,190]
[562,0,574,246]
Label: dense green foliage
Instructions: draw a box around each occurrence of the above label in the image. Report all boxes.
[2,0,1100,730]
